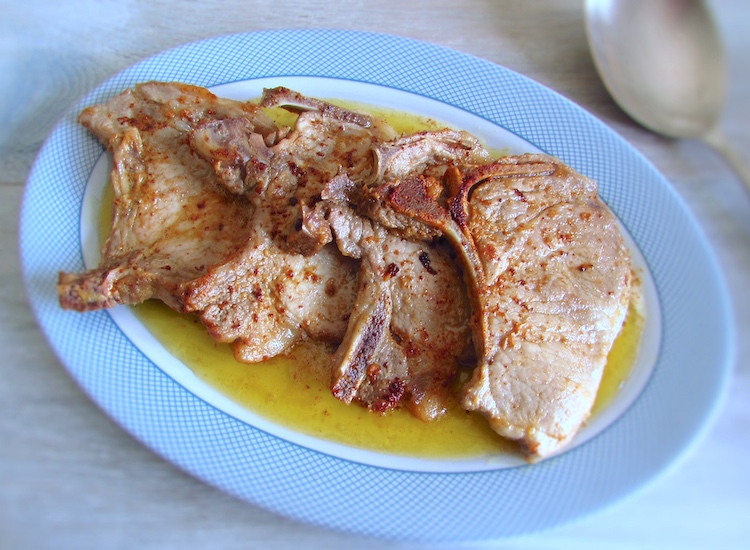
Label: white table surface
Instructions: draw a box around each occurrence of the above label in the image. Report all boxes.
[2,1,748,548]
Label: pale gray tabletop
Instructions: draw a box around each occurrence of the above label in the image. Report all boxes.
[2,1,749,549]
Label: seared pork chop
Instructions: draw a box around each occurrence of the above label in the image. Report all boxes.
[325,201,472,420]
[189,91,475,418]
[60,83,634,456]
[58,82,278,312]
[59,83,359,364]
[322,129,493,419]
[259,86,397,142]
[181,207,360,363]
[182,91,397,361]
[363,129,493,240]
[190,86,397,255]
[372,153,632,458]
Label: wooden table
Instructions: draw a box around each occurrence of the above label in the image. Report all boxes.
[2,1,748,548]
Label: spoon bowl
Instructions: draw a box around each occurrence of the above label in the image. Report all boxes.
[585,0,750,192]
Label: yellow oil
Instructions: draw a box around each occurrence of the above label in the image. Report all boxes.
[131,300,516,457]
[262,98,445,135]
[131,298,642,459]
[101,100,644,460]
[592,298,646,416]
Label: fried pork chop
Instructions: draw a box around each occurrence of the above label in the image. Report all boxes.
[371,152,632,459]
[58,83,360,363]
[188,88,474,418]
[320,130,495,419]
[182,88,396,361]
[58,82,278,312]
[181,223,359,363]
[59,83,634,459]
[325,201,472,420]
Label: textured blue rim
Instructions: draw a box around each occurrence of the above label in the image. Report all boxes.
[19,30,734,542]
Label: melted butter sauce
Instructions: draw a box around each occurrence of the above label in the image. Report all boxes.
[105,101,644,460]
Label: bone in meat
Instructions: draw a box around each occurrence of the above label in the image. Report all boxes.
[373,153,632,458]
[190,88,397,256]
[326,202,473,421]
[58,81,277,312]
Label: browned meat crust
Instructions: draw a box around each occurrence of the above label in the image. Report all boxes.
[58,82,277,312]
[370,154,632,458]
[58,84,633,459]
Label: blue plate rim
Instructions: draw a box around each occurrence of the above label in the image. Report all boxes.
[18,29,735,542]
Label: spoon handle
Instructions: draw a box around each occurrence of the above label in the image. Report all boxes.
[701,127,750,198]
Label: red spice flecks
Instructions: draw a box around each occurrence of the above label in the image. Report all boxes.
[371,378,406,412]
[513,188,528,202]
[384,262,400,280]
[418,251,437,275]
[366,363,382,384]
[325,278,338,297]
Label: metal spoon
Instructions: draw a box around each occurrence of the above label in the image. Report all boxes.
[584,0,750,194]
